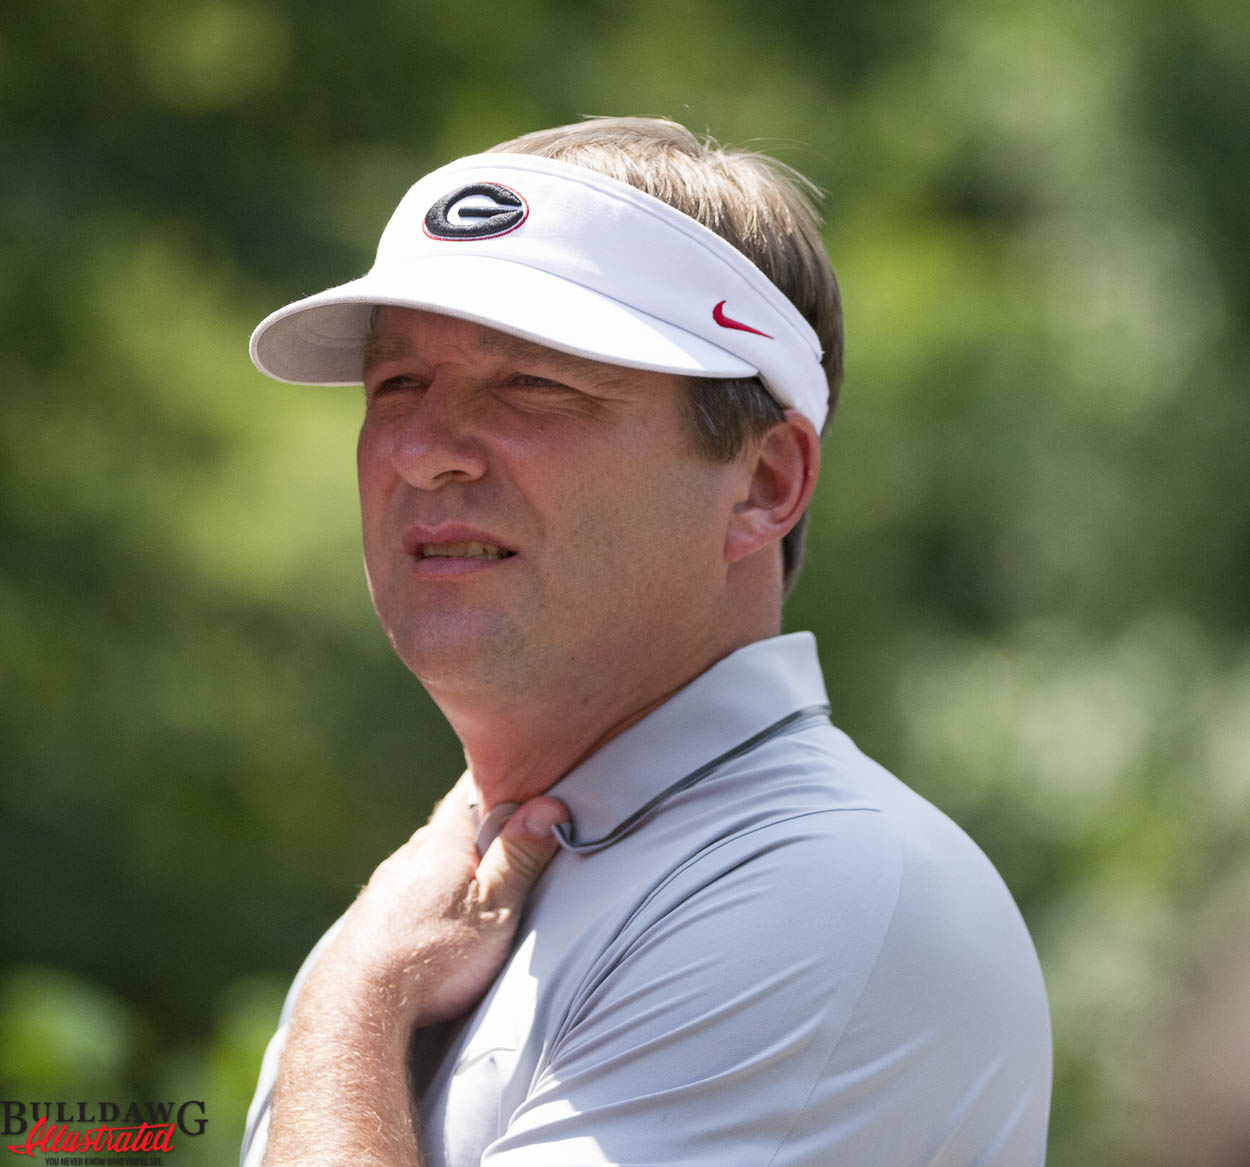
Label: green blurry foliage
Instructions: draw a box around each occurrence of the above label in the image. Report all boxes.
[0,969,139,1092]
[1,1,1246,1164]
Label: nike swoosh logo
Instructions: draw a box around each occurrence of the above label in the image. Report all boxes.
[712,300,772,338]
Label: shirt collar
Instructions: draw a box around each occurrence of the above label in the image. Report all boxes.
[545,632,828,851]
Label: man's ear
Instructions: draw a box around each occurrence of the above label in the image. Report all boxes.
[724,410,821,565]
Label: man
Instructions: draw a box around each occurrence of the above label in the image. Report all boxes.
[241,117,1052,1166]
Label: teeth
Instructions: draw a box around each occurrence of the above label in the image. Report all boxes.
[422,541,512,560]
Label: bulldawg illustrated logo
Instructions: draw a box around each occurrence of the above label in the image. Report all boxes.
[2,1100,207,1162]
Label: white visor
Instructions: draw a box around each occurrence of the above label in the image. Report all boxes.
[250,152,829,431]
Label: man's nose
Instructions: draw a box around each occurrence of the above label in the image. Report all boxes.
[389,378,488,490]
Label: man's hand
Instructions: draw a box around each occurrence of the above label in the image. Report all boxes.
[316,774,569,1025]
[261,777,569,1167]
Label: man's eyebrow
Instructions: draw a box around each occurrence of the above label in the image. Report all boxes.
[361,325,635,389]
[361,330,412,376]
[475,332,634,388]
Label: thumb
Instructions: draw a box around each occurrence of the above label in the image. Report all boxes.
[474,797,569,914]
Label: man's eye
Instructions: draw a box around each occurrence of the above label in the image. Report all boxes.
[370,375,422,397]
[509,374,564,390]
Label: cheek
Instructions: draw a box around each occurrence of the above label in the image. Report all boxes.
[527,479,641,618]
[356,420,386,494]
[355,433,396,594]
[356,425,397,525]
[560,466,728,594]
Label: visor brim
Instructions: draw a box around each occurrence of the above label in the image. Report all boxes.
[250,255,759,387]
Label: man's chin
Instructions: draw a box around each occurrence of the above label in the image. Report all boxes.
[389,617,532,695]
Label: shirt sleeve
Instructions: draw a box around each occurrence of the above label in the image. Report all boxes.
[479,811,1051,1167]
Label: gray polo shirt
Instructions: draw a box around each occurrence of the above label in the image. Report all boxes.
[242,633,1051,1166]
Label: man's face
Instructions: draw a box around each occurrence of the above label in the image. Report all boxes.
[357,308,748,706]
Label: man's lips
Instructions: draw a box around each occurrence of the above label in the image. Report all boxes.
[421,539,513,560]
[401,524,518,572]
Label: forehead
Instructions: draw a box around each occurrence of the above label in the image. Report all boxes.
[362,307,653,393]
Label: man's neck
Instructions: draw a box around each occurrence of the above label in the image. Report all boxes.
[431,626,771,811]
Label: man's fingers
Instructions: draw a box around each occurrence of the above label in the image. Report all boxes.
[475,797,569,914]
